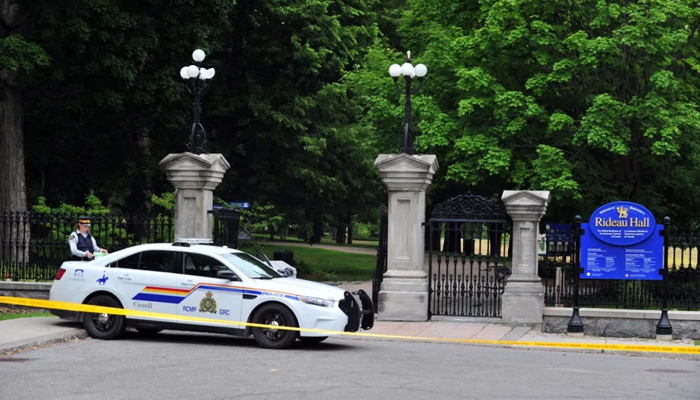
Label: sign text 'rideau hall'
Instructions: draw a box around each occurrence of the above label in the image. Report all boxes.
[580,201,663,280]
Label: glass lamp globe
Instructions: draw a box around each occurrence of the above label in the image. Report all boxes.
[389,64,402,78]
[187,65,199,78]
[192,49,206,62]
[401,63,414,77]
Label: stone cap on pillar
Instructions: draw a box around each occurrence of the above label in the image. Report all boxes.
[501,190,551,220]
[374,154,439,191]
[160,152,231,190]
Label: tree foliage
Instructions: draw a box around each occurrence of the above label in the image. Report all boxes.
[12,0,387,237]
[348,0,700,224]
[10,0,700,234]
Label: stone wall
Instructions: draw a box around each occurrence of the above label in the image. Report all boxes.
[544,307,700,340]
[0,282,52,311]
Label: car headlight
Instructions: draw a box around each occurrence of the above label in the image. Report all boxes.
[298,296,334,308]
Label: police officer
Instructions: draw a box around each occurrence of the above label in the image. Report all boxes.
[68,216,108,261]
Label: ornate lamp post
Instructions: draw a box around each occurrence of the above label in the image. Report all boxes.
[180,49,216,155]
[388,51,427,155]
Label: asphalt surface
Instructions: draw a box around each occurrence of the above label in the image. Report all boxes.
[0,331,698,400]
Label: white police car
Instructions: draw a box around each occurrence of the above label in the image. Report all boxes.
[48,241,374,349]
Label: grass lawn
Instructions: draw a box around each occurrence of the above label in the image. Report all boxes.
[239,243,375,282]
[251,233,379,249]
[0,312,55,321]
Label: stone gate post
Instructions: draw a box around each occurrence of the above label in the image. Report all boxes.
[160,153,230,240]
[375,154,438,321]
[501,190,551,325]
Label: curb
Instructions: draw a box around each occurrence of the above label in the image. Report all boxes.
[0,329,88,356]
[335,334,700,361]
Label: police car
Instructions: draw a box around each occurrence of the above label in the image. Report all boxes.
[48,241,374,349]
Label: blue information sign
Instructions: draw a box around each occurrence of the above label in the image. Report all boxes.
[228,201,251,209]
[213,202,251,210]
[543,223,572,256]
[580,201,663,280]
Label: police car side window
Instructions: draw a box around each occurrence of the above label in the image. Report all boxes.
[113,253,140,269]
[183,253,229,278]
[139,251,177,273]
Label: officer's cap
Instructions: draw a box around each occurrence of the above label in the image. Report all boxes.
[78,216,91,226]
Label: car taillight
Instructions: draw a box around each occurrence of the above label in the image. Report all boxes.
[54,268,66,280]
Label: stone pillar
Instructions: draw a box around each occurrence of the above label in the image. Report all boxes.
[159,153,230,240]
[375,154,439,321]
[501,190,551,325]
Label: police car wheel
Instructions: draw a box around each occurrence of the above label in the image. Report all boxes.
[82,295,126,340]
[299,336,328,344]
[251,303,298,349]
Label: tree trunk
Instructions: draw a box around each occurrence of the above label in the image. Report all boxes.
[347,220,353,244]
[279,222,287,241]
[0,77,26,211]
[310,218,323,244]
[0,45,29,266]
[444,222,461,253]
[488,226,501,257]
[135,125,154,214]
[0,0,26,212]
[335,224,346,244]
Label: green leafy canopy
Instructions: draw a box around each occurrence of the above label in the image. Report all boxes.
[347,0,700,223]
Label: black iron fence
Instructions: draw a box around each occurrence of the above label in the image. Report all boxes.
[540,221,700,310]
[372,210,388,313]
[0,210,174,282]
[210,208,241,249]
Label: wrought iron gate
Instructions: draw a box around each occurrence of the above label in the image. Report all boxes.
[209,208,241,249]
[372,210,388,313]
[427,194,511,318]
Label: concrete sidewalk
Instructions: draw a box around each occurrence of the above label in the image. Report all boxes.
[0,317,86,355]
[1,316,697,360]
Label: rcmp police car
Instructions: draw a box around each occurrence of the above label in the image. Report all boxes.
[49,241,374,349]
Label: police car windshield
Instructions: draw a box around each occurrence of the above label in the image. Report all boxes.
[221,252,281,279]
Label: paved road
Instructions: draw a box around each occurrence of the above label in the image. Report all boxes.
[1,332,698,400]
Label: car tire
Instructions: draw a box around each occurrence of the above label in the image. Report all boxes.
[82,295,126,340]
[135,328,163,335]
[299,336,328,344]
[251,303,298,349]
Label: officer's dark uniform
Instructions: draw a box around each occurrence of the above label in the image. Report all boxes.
[68,216,102,261]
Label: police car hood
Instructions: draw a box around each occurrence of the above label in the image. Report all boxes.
[250,278,347,300]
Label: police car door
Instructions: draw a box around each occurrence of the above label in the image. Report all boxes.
[111,250,179,318]
[176,252,243,329]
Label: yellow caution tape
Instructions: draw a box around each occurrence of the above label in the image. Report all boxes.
[1,295,699,355]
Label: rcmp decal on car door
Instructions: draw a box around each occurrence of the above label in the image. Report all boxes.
[131,283,301,321]
[198,291,218,313]
[132,284,300,304]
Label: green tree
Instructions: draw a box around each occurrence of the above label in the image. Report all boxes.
[21,0,234,212]
[0,0,49,211]
[351,0,700,225]
[205,0,387,237]
[13,0,388,237]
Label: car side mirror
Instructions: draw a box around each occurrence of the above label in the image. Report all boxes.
[216,270,239,281]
